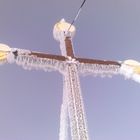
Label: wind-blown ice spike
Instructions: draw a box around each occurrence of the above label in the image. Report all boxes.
[120,59,140,83]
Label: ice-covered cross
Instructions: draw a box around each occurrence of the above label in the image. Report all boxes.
[0,19,140,140]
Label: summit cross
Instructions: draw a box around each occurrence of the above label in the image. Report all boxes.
[0,19,140,140]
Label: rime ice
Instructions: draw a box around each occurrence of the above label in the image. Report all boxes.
[78,63,120,77]
[1,19,140,140]
[15,54,66,73]
[120,60,140,83]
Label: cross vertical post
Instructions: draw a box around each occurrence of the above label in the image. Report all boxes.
[65,37,75,58]
[54,19,89,140]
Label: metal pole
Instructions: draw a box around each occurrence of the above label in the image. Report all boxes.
[65,63,89,140]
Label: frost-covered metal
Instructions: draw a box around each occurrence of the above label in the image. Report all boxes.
[65,63,89,140]
[78,62,120,77]
[1,19,140,140]
[15,54,66,73]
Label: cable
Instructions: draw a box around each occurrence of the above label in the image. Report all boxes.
[67,0,87,32]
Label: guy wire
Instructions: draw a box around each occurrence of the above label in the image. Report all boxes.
[67,0,87,32]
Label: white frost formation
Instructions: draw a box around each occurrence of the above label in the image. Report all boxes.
[53,19,75,42]
[65,63,89,140]
[15,54,66,73]
[1,48,66,73]
[0,57,7,65]
[59,78,69,140]
[53,19,76,56]
[0,43,11,52]
[78,63,120,77]
[0,43,11,64]
[7,52,16,63]
[120,59,140,83]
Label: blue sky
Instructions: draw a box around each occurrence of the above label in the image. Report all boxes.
[0,0,140,140]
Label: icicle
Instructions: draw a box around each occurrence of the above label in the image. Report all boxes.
[120,59,140,83]
[78,63,120,77]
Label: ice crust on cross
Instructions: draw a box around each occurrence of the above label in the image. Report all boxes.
[53,19,76,41]
[0,18,140,140]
